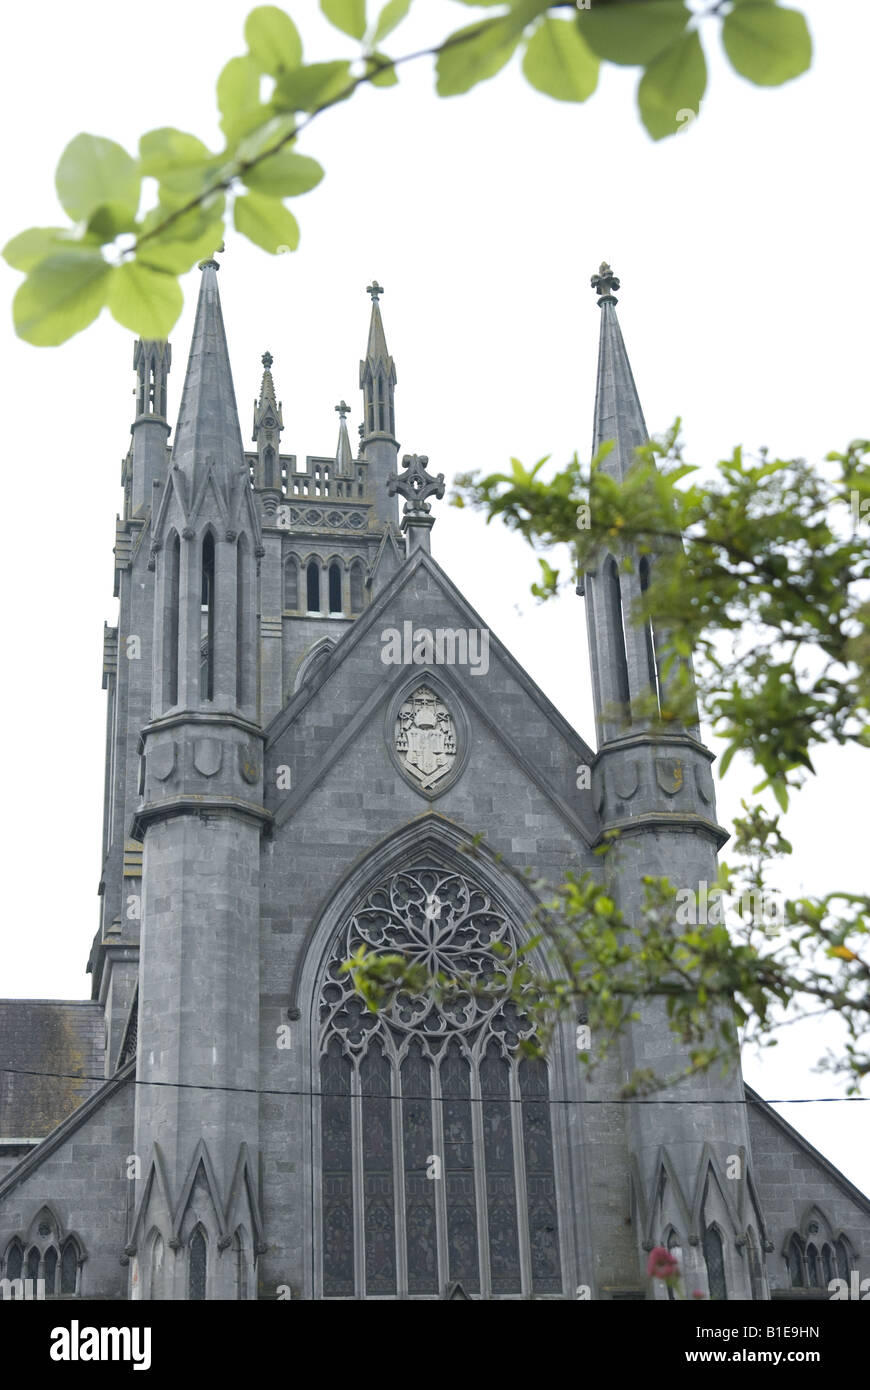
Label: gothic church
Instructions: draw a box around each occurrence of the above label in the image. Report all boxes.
[1,260,868,1300]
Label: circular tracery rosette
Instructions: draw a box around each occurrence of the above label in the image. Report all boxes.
[319,867,536,1052]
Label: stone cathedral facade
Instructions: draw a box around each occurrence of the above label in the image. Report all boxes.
[1,262,868,1302]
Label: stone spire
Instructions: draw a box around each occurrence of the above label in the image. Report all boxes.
[334,398,353,477]
[129,339,172,517]
[359,281,399,526]
[590,262,649,481]
[170,259,247,502]
[252,350,284,492]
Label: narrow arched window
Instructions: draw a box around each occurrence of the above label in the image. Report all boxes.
[60,1240,78,1295]
[806,1243,820,1287]
[44,1246,58,1294]
[284,556,299,610]
[26,1247,40,1282]
[703,1226,726,1300]
[329,562,343,615]
[236,534,252,709]
[350,561,364,615]
[821,1244,834,1286]
[787,1234,805,1287]
[150,1234,165,1300]
[263,445,276,490]
[835,1237,850,1281]
[189,1228,207,1301]
[200,532,215,702]
[603,555,630,713]
[164,531,180,709]
[4,1240,23,1282]
[307,560,321,613]
[318,863,563,1299]
[638,556,661,711]
[666,1229,682,1302]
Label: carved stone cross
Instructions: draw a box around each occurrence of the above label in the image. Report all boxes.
[367,280,384,302]
[335,399,349,420]
[591,262,620,303]
[388,454,446,515]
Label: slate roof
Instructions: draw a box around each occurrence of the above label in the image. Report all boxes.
[0,1000,105,1140]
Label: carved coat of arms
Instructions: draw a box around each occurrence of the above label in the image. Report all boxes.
[395,686,456,793]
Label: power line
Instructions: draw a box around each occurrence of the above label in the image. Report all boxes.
[0,1065,865,1106]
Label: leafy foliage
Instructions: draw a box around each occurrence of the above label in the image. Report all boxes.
[432,436,870,1088]
[4,1,812,344]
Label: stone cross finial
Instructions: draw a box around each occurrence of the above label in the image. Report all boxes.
[388,454,446,516]
[262,351,273,370]
[335,399,349,421]
[367,280,384,302]
[591,261,620,304]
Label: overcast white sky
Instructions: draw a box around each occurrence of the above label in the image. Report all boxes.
[0,1,867,1190]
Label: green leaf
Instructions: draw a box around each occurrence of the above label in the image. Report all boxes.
[372,0,411,44]
[578,1,689,66]
[244,6,303,74]
[139,128,213,179]
[13,252,112,346]
[86,203,139,239]
[55,133,140,224]
[108,260,183,337]
[436,17,522,97]
[135,221,225,275]
[243,149,324,196]
[2,227,100,272]
[234,192,300,252]
[140,193,226,244]
[722,3,811,86]
[321,0,366,40]
[365,51,399,86]
[217,55,266,141]
[273,60,353,111]
[638,30,707,140]
[522,18,599,102]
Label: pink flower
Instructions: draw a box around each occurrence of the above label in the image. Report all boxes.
[692,1290,705,1300]
[647,1246,680,1280]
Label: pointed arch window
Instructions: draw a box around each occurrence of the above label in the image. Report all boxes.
[263,445,276,490]
[603,555,630,715]
[236,534,253,709]
[164,531,180,709]
[835,1237,851,1282]
[806,1243,820,1287]
[703,1225,727,1300]
[666,1228,683,1302]
[350,561,365,615]
[149,1233,165,1300]
[188,1227,207,1301]
[821,1243,834,1286]
[307,560,321,613]
[317,863,564,1299]
[26,1247,40,1283]
[638,556,661,712]
[200,532,215,701]
[328,562,343,615]
[284,556,299,611]
[787,1233,805,1287]
[4,1239,23,1283]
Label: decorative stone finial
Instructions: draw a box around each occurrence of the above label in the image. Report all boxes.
[388,454,445,516]
[198,240,225,271]
[262,351,273,369]
[335,399,349,420]
[591,261,620,305]
[367,280,384,302]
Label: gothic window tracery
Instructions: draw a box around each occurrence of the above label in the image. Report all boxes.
[317,863,563,1298]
